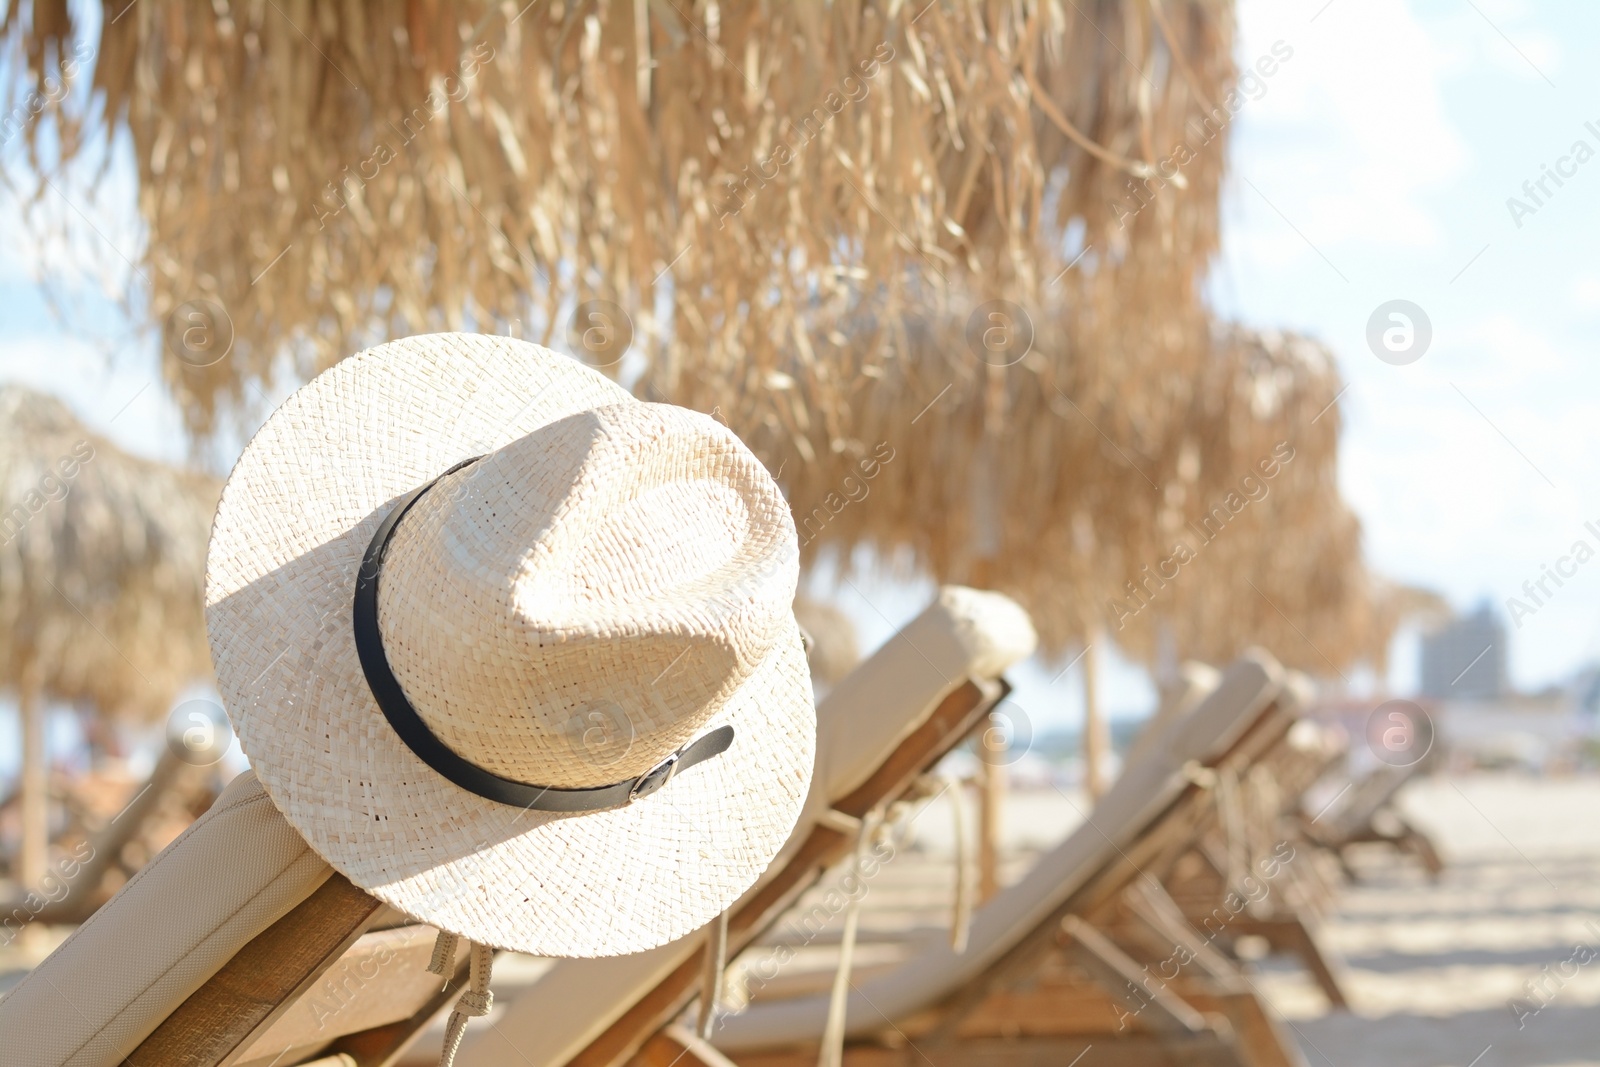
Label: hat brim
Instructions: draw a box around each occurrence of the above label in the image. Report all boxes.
[205,334,816,957]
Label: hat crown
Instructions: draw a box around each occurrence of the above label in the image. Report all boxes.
[376,402,798,788]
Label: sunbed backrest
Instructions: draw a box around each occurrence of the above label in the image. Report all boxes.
[0,772,333,1067]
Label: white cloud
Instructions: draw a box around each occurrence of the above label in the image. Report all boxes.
[1222,1,1600,691]
[1441,0,1563,86]
[1571,274,1600,310]
[0,127,143,295]
[1231,0,1468,257]
[0,334,188,466]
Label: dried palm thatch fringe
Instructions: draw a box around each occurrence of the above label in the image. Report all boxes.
[3,2,1391,669]
[1108,326,1417,674]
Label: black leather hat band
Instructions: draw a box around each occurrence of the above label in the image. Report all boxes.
[351,457,734,813]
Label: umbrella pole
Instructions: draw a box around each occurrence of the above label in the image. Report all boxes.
[19,680,46,892]
[978,715,1006,902]
[1082,633,1108,801]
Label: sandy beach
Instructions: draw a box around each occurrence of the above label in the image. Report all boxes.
[749,771,1600,1067]
[1252,773,1600,1067]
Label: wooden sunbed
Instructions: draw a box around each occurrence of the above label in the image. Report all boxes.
[0,587,1037,1067]
[1302,756,1444,881]
[1157,694,1352,1010]
[711,652,1313,1067]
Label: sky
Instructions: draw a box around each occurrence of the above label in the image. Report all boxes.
[0,0,1596,750]
[1215,0,1599,697]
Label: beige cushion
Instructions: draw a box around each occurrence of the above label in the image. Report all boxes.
[0,771,333,1067]
[815,586,1036,803]
[1123,660,1220,768]
[456,586,1037,1067]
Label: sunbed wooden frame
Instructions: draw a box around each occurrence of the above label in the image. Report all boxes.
[565,675,1008,1067]
[115,678,1010,1067]
[924,682,1309,1067]
[1160,715,1352,1009]
[1301,759,1444,881]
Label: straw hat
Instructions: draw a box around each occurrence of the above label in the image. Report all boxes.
[205,333,815,957]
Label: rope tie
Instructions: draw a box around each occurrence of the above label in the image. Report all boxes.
[1241,764,1280,915]
[1180,760,1218,789]
[1178,760,1250,900]
[427,930,460,977]
[818,807,884,1067]
[697,909,730,1039]
[430,933,494,1067]
[944,774,974,954]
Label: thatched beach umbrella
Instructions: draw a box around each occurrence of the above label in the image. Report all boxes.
[5,0,1236,651]
[0,385,217,891]
[1111,327,1383,677]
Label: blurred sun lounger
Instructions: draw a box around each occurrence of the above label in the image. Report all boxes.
[710,652,1319,1067]
[0,586,1037,1067]
[1304,755,1444,881]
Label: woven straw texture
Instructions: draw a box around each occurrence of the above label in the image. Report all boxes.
[205,334,815,957]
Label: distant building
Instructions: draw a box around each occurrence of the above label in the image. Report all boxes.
[1419,603,1507,700]
[1572,665,1600,717]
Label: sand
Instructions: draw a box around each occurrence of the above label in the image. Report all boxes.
[9,769,1600,1067]
[834,771,1600,1066]
[1250,772,1600,1067]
